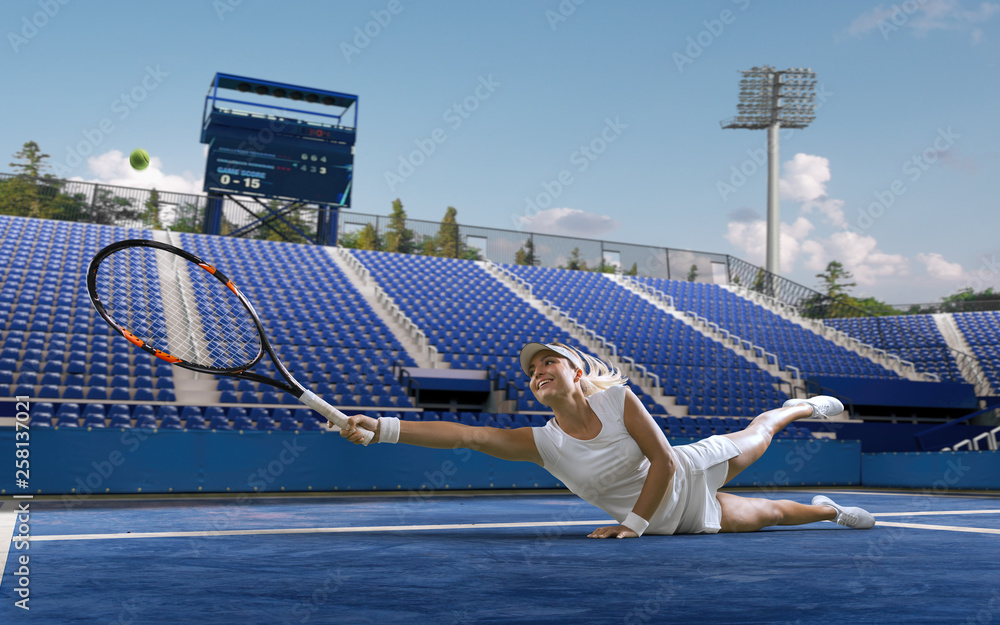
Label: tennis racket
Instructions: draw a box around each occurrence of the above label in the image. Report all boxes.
[86,238,373,445]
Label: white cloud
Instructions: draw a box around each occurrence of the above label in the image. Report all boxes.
[70,149,203,195]
[801,197,847,228]
[826,230,910,285]
[724,214,815,274]
[917,252,968,280]
[779,153,831,203]
[518,207,620,238]
[845,0,1000,43]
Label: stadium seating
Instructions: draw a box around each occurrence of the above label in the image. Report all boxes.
[7,213,996,441]
[507,264,789,416]
[825,314,965,382]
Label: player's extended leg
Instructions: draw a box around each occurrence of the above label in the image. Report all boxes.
[716,492,836,532]
[720,396,844,484]
[717,493,876,532]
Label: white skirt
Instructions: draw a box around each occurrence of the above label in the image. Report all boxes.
[670,435,742,534]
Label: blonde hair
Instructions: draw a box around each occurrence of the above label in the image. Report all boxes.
[548,341,629,397]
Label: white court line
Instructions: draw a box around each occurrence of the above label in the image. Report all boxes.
[14,519,616,542]
[873,509,1000,517]
[876,521,1000,535]
[0,501,22,592]
[817,490,1000,499]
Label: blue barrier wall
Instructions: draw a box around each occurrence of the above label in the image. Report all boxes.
[862,450,1000,490]
[811,376,978,409]
[0,429,862,497]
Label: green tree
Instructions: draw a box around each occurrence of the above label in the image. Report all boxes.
[624,262,638,276]
[563,247,588,271]
[514,237,537,266]
[84,187,143,225]
[254,200,313,244]
[686,264,699,282]
[851,296,899,316]
[9,141,53,180]
[434,206,460,257]
[141,188,163,230]
[169,201,205,233]
[5,141,64,219]
[816,260,856,301]
[384,198,416,254]
[357,223,382,250]
[938,287,1000,313]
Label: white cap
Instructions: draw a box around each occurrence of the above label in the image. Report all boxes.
[519,342,582,377]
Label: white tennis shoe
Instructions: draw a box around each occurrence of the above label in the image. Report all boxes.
[812,495,876,529]
[783,395,844,419]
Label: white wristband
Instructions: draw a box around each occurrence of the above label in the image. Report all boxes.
[377,417,400,444]
[622,512,649,536]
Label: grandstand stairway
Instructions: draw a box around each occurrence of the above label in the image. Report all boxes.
[481,259,676,414]
[723,283,931,382]
[614,273,800,396]
[932,313,995,395]
[328,246,437,369]
[152,230,222,405]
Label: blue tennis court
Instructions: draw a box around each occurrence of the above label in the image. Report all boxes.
[4,489,999,624]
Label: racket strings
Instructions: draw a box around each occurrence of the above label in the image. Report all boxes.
[96,246,261,370]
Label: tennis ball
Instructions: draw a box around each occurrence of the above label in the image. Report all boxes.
[129,149,150,171]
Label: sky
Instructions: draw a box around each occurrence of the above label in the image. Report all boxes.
[2,0,998,305]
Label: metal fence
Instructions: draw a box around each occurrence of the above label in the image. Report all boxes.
[2,171,996,328]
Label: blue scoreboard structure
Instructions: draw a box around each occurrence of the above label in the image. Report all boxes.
[200,73,358,244]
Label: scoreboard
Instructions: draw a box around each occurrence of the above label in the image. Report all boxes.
[203,133,352,206]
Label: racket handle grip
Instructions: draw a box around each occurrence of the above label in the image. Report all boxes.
[300,390,375,446]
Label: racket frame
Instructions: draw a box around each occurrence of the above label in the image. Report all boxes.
[87,239,370,442]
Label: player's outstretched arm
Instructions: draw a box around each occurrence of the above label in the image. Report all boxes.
[339,414,543,464]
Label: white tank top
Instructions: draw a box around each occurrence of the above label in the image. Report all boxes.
[532,385,719,535]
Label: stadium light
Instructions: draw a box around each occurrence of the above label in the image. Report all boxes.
[721,66,817,280]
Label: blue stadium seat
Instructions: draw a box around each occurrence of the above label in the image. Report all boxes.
[159,416,183,430]
[84,415,106,428]
[210,415,233,430]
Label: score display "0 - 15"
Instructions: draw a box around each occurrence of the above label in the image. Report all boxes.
[203,135,352,206]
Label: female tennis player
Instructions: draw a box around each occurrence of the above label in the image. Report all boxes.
[338,342,875,538]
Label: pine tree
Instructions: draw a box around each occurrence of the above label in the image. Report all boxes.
[141,188,163,229]
[563,247,588,271]
[514,238,537,266]
[9,141,53,179]
[384,199,416,254]
[815,261,856,301]
[435,206,460,258]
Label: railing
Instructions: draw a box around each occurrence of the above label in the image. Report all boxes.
[2,171,998,391]
[916,403,1000,450]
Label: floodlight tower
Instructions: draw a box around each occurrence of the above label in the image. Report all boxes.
[722,66,817,278]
